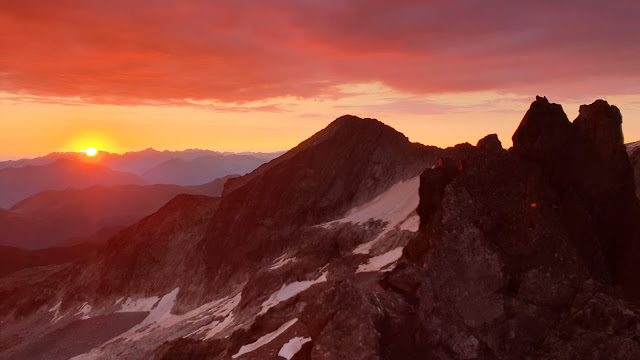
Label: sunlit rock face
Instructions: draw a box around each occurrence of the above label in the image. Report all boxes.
[1,99,640,360]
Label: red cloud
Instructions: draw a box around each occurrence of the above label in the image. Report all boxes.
[1,0,639,105]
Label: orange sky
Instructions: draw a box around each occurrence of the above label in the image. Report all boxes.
[1,1,639,159]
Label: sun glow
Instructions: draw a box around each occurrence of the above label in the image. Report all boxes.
[84,147,98,157]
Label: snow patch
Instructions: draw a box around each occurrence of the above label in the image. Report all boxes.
[75,303,92,320]
[398,213,420,232]
[95,290,241,347]
[335,176,420,225]
[203,313,235,340]
[269,254,296,270]
[114,297,124,305]
[69,350,102,360]
[48,301,61,312]
[49,301,66,323]
[278,336,312,359]
[113,288,181,342]
[211,292,242,317]
[138,287,179,327]
[117,295,160,312]
[174,293,242,340]
[232,318,298,359]
[51,311,67,323]
[185,292,243,340]
[319,176,420,254]
[260,272,328,315]
[356,247,404,273]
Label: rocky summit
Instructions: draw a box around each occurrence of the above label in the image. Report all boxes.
[630,143,640,199]
[1,97,639,360]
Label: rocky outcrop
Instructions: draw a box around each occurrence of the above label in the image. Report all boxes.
[630,146,640,199]
[513,97,639,298]
[394,96,640,359]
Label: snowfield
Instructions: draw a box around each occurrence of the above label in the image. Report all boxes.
[356,247,404,273]
[75,303,92,320]
[232,318,298,359]
[315,175,421,254]
[260,272,328,315]
[278,336,312,359]
[269,254,297,270]
[117,296,160,312]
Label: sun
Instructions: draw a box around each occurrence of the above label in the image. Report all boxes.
[84,147,98,157]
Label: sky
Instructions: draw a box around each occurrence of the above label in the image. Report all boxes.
[1,0,639,159]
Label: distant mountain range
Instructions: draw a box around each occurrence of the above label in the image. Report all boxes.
[0,148,283,174]
[0,148,282,208]
[141,154,270,185]
[0,146,278,266]
[0,175,234,250]
[0,159,145,209]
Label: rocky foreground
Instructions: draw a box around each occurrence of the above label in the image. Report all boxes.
[1,97,639,360]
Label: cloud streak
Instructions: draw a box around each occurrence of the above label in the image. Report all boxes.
[1,0,639,105]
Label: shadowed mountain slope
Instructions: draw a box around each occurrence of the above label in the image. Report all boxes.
[0,176,234,249]
[206,115,444,268]
[0,243,101,278]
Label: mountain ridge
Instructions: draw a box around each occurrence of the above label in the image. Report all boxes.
[205,114,443,274]
[142,154,268,186]
[0,158,145,209]
[0,175,235,249]
[1,100,639,360]
[0,148,284,174]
